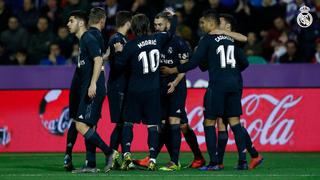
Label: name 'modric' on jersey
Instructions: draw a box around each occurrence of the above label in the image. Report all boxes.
[137,39,157,48]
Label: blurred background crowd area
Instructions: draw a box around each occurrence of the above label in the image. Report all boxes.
[0,0,319,66]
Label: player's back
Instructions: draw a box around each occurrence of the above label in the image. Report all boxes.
[205,34,249,91]
[107,32,128,91]
[125,34,162,93]
[88,27,105,53]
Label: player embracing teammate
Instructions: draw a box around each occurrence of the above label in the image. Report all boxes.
[63,7,263,173]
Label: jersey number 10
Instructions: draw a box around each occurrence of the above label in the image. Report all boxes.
[138,49,160,74]
[216,45,236,68]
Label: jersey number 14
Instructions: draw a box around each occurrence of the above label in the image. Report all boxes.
[217,45,236,68]
[138,49,160,74]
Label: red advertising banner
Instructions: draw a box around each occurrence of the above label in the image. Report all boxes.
[0,88,319,152]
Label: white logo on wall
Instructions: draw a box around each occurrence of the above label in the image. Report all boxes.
[185,94,302,146]
[297,5,313,28]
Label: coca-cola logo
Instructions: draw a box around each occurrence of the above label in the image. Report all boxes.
[39,90,71,135]
[185,94,302,146]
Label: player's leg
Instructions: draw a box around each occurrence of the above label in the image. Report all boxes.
[143,90,162,171]
[226,91,248,170]
[146,124,159,171]
[71,136,99,173]
[168,117,181,167]
[217,117,228,169]
[75,88,120,173]
[228,117,248,170]
[180,121,205,168]
[120,92,141,170]
[64,121,77,171]
[75,119,120,173]
[198,118,220,171]
[157,93,172,159]
[199,87,223,171]
[134,120,169,167]
[64,79,80,171]
[85,138,97,167]
[108,90,125,151]
[160,87,185,171]
[120,121,134,170]
[179,91,205,168]
[110,123,123,150]
[133,87,170,167]
[242,127,263,169]
[159,117,181,171]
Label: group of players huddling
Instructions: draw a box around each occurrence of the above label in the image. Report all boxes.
[63,6,263,173]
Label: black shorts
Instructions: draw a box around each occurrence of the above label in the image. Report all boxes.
[203,87,242,120]
[76,92,105,127]
[70,74,106,127]
[107,90,125,123]
[160,79,187,120]
[123,90,161,125]
[180,110,188,124]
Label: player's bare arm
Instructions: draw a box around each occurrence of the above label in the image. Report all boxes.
[102,47,110,61]
[160,66,178,75]
[167,59,187,93]
[210,29,248,42]
[88,56,103,98]
[167,73,185,94]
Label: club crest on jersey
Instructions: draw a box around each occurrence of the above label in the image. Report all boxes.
[168,47,173,54]
[297,5,313,28]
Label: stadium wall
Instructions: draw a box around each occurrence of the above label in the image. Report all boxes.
[0,64,320,152]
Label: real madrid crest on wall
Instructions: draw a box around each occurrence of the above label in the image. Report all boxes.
[296,5,313,28]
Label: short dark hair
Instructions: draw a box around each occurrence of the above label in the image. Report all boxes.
[88,7,106,25]
[116,11,132,28]
[69,10,88,26]
[131,14,150,36]
[219,13,236,31]
[202,9,220,25]
[155,11,172,21]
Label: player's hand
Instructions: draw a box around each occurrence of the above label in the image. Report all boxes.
[114,42,123,52]
[103,47,110,61]
[167,81,177,94]
[163,7,175,16]
[88,83,96,98]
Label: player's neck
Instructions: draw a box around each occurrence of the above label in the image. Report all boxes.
[76,28,87,39]
[90,24,102,32]
[117,27,128,36]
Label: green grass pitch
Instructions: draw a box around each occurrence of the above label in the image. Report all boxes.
[0,152,320,180]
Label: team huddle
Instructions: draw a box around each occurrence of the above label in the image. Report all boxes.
[63,7,263,173]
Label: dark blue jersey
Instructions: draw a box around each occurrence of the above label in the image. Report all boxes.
[114,16,177,93]
[160,35,191,82]
[177,34,249,91]
[75,28,104,85]
[88,27,105,54]
[114,33,173,92]
[107,32,128,91]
